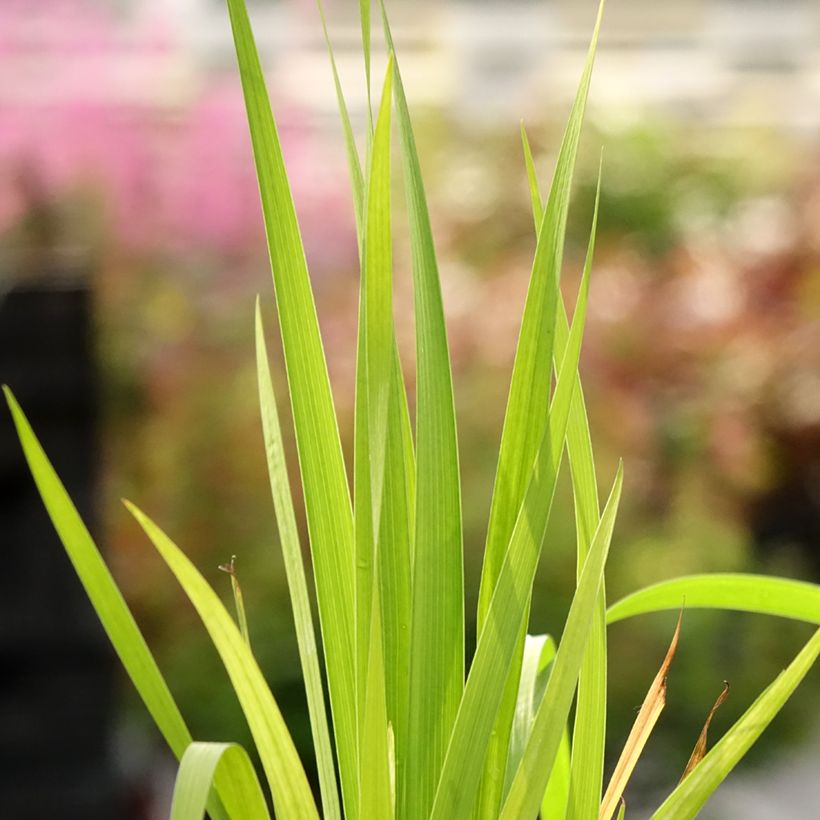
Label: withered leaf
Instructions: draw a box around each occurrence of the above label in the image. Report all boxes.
[680,681,730,782]
[599,611,683,820]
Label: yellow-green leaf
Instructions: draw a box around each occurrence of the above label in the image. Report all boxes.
[126,502,318,819]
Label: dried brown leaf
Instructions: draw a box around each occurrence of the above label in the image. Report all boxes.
[599,612,683,820]
[680,681,730,782]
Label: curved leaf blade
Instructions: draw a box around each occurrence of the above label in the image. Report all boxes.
[170,742,270,820]
[680,682,730,782]
[3,388,232,820]
[607,575,820,626]
[126,502,318,820]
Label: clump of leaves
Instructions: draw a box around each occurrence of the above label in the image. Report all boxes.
[5,1,820,818]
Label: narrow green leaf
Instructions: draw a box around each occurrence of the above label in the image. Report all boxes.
[360,0,372,125]
[360,582,394,819]
[520,123,543,230]
[126,502,318,820]
[522,126,608,820]
[255,302,342,820]
[377,348,415,794]
[500,463,624,820]
[607,574,820,626]
[651,627,820,820]
[364,56,395,553]
[565,169,606,820]
[2,387,231,820]
[478,0,605,627]
[356,59,396,820]
[475,3,605,810]
[377,4,464,817]
[429,233,596,819]
[542,724,571,820]
[318,2,414,786]
[225,1,358,813]
[170,742,270,820]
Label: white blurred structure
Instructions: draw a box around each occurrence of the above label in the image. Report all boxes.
[161,0,820,129]
[3,0,820,129]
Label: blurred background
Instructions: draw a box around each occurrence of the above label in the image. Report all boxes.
[1,0,818,818]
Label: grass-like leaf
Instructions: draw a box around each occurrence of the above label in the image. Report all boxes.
[359,582,393,818]
[355,56,395,710]
[356,58,395,819]
[225,0,358,812]
[360,0,372,122]
[3,387,231,820]
[170,742,270,820]
[522,128,608,819]
[255,302,341,820]
[362,55,395,539]
[607,574,820,626]
[476,3,605,810]
[500,462,624,820]
[651,627,820,820]
[542,724,572,820]
[317,3,416,789]
[377,4,465,816]
[126,502,318,819]
[429,227,596,818]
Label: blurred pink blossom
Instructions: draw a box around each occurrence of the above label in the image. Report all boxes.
[0,0,355,270]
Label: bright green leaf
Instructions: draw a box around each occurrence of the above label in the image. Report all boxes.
[170,742,270,820]
[429,225,597,819]
[225,0,358,813]
[500,462,624,820]
[126,502,318,819]
[608,575,820,627]
[3,387,231,820]
[522,134,608,819]
[255,303,341,820]
[476,3,605,809]
[377,4,465,816]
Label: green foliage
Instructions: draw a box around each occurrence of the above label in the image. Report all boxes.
[608,574,820,626]
[170,743,270,820]
[4,1,819,819]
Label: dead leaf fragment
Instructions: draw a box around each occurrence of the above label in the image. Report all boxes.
[600,611,683,820]
[680,681,730,781]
